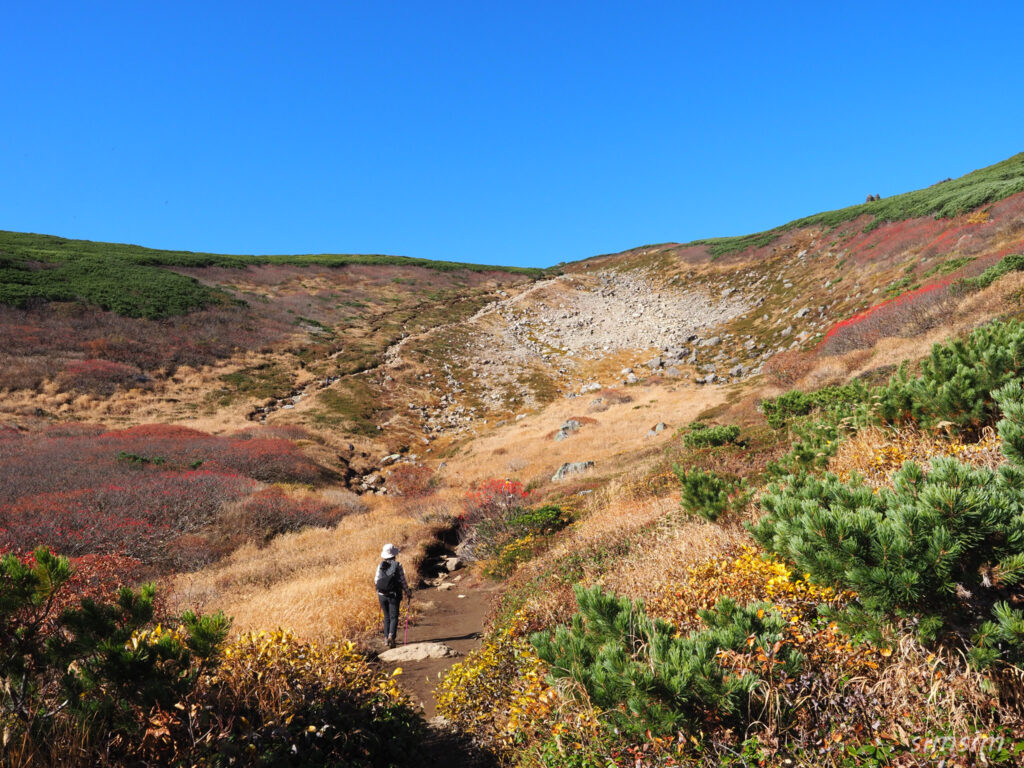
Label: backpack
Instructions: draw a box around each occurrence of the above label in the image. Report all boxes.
[376,560,400,595]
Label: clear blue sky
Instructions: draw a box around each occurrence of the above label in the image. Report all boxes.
[3,2,1022,268]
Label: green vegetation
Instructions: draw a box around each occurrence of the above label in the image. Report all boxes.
[218,362,294,402]
[681,422,741,448]
[761,382,867,429]
[531,586,800,738]
[2,549,228,762]
[674,467,746,522]
[0,229,544,319]
[963,252,1024,290]
[314,378,379,435]
[752,381,1024,666]
[695,152,1024,257]
[922,255,974,278]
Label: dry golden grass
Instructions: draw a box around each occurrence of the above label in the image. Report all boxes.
[438,381,726,493]
[829,425,1004,487]
[166,492,444,642]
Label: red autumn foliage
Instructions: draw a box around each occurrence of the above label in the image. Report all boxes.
[460,478,531,529]
[387,463,436,498]
[0,423,332,568]
[763,350,815,387]
[818,279,957,356]
[231,487,343,545]
[57,358,146,395]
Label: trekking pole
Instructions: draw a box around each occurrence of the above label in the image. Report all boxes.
[404,602,409,645]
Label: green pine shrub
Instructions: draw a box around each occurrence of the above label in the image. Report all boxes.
[874,319,1024,433]
[530,585,802,739]
[963,253,1024,290]
[682,423,741,448]
[761,383,868,430]
[1,548,229,763]
[751,381,1024,664]
[674,467,749,522]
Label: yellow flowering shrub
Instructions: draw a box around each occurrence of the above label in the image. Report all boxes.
[437,610,600,755]
[830,426,1002,488]
[647,546,851,633]
[183,629,421,767]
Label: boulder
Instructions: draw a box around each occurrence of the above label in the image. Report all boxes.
[444,556,463,572]
[378,642,458,662]
[381,454,401,466]
[624,373,639,385]
[646,356,663,370]
[552,461,595,482]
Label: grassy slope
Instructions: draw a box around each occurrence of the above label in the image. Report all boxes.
[694,152,1024,257]
[0,230,544,319]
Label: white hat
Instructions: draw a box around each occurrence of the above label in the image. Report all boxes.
[381,543,399,559]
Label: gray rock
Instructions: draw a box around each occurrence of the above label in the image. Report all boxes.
[780,326,793,337]
[664,366,682,378]
[552,461,595,481]
[646,356,663,370]
[580,382,602,394]
[444,556,463,572]
[624,373,639,385]
[700,336,721,347]
[378,642,458,662]
[794,308,810,319]
[381,454,401,466]
[561,419,582,432]
[729,364,747,377]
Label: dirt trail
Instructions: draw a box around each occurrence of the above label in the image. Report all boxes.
[378,574,499,718]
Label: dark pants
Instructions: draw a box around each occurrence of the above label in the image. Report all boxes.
[379,592,402,640]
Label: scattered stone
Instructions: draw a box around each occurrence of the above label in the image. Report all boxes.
[580,382,602,394]
[624,373,639,385]
[646,356,663,370]
[444,556,462,572]
[664,366,681,378]
[780,326,793,337]
[552,461,595,481]
[378,642,458,662]
[646,421,668,437]
[794,308,810,319]
[700,336,721,347]
[380,454,401,466]
[729,364,747,377]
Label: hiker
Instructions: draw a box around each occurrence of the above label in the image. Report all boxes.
[375,543,412,648]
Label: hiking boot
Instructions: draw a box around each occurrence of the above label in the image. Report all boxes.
[386,637,396,648]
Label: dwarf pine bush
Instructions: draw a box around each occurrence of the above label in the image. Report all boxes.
[531,585,801,738]
[682,423,741,448]
[874,319,1024,432]
[751,381,1024,663]
[674,467,747,522]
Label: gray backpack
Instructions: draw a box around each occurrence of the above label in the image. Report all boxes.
[376,560,400,595]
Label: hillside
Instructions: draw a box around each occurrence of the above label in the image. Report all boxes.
[4,153,1024,767]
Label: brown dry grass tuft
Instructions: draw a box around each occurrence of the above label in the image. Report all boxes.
[166,492,444,642]
[829,425,1004,488]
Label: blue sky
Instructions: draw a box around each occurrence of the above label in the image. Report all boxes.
[2,2,1022,268]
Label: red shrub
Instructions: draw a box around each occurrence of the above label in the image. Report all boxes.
[0,471,256,561]
[461,479,531,528]
[763,350,815,387]
[818,280,957,356]
[232,488,344,544]
[57,358,144,395]
[387,464,436,498]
